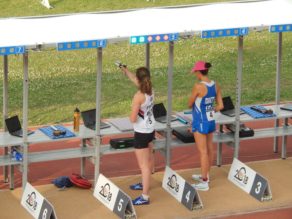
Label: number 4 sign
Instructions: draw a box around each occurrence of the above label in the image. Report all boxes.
[94,174,137,219]
[162,166,203,210]
[21,183,57,219]
[228,158,272,202]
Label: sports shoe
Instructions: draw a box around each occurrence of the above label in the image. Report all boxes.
[132,196,150,205]
[192,181,209,191]
[192,174,210,183]
[129,182,143,190]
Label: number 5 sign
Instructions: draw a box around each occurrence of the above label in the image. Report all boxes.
[228,158,272,202]
[94,174,137,219]
[21,183,57,219]
[162,166,203,210]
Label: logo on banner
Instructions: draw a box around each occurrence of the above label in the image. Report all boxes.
[26,192,38,211]
[99,183,112,202]
[234,167,249,185]
[167,174,179,193]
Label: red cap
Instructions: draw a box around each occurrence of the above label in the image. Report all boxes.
[191,61,207,72]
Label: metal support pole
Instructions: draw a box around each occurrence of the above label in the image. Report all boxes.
[281,118,288,159]
[274,32,282,153]
[80,139,86,177]
[3,55,9,183]
[145,43,150,70]
[234,36,244,159]
[94,47,102,185]
[166,41,174,166]
[217,125,223,167]
[22,52,29,190]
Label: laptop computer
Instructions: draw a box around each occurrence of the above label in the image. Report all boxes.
[109,118,133,132]
[5,115,34,137]
[153,103,177,123]
[81,109,110,130]
[221,96,244,117]
[280,104,292,112]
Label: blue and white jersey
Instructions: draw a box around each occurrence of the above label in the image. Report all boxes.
[192,81,216,134]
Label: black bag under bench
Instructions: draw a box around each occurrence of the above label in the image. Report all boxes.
[172,127,195,143]
[110,137,135,149]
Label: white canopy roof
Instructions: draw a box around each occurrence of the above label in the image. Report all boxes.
[0,0,292,48]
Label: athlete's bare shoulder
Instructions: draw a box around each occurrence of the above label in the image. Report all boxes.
[133,91,146,104]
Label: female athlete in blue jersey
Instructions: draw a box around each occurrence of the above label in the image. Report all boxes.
[188,61,223,191]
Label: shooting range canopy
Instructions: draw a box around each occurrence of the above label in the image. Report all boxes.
[0,0,292,49]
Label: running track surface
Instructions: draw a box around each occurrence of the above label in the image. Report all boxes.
[1,119,291,218]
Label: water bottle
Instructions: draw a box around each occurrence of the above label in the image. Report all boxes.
[11,149,23,161]
[73,107,80,132]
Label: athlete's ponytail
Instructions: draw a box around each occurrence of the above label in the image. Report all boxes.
[136,67,152,95]
[200,62,212,75]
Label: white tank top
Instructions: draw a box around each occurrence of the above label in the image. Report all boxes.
[133,92,155,133]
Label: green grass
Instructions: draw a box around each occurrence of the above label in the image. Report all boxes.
[0,1,292,127]
[0,0,232,18]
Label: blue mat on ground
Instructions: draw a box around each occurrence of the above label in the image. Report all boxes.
[39,125,76,139]
[241,105,276,119]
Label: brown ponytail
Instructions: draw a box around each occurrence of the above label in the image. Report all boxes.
[136,67,152,95]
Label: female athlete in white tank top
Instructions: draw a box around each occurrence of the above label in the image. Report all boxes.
[120,65,155,206]
[133,93,155,133]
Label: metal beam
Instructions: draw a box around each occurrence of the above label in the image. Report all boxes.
[3,55,9,183]
[274,32,282,153]
[22,52,29,189]
[234,36,244,158]
[145,43,150,70]
[282,118,288,159]
[166,41,174,166]
[217,125,223,167]
[94,47,103,185]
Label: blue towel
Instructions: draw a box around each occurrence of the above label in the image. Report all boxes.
[241,106,276,119]
[39,125,76,139]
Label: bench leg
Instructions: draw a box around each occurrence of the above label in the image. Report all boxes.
[281,135,287,160]
[217,125,224,167]
[9,165,14,190]
[217,143,222,167]
[281,118,289,160]
[80,139,87,177]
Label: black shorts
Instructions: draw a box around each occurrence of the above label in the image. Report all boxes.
[134,131,155,149]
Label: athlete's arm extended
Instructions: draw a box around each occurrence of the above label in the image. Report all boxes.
[120,66,139,87]
[130,92,144,123]
[188,84,200,108]
[215,83,224,112]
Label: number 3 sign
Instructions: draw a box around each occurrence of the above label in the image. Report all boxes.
[94,174,137,219]
[162,166,203,210]
[228,158,272,202]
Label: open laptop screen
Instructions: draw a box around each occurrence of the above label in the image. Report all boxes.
[221,96,235,111]
[153,103,167,118]
[81,109,96,126]
[5,116,22,133]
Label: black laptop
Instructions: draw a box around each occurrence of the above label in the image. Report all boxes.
[5,115,34,137]
[221,96,244,117]
[81,109,110,130]
[280,104,292,112]
[153,103,177,123]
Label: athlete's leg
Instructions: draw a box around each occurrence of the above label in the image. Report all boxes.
[206,133,214,173]
[135,147,151,196]
[194,132,208,179]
